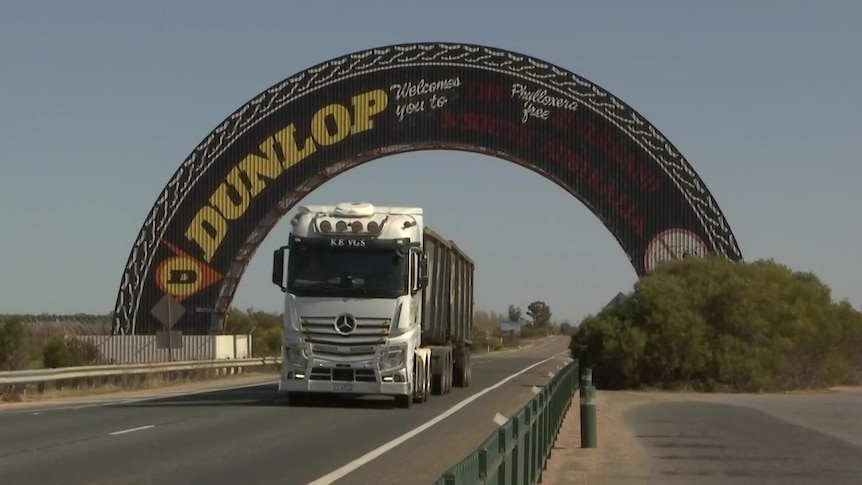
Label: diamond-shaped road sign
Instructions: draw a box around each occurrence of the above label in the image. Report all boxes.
[151,293,186,329]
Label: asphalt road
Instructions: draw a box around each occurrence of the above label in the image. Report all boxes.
[0,337,570,485]
[623,391,862,484]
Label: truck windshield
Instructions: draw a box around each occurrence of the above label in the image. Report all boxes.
[286,246,408,298]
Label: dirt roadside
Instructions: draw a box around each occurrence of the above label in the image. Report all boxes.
[540,386,862,484]
[541,390,657,484]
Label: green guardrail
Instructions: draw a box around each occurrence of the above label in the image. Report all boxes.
[435,358,580,485]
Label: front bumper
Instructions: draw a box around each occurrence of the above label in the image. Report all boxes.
[279,378,410,395]
[279,343,411,396]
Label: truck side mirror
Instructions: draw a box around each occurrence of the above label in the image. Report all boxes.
[272,246,287,291]
[418,254,429,289]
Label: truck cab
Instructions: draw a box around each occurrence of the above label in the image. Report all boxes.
[271,202,432,407]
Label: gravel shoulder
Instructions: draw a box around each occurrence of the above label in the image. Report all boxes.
[542,390,656,484]
[541,386,862,485]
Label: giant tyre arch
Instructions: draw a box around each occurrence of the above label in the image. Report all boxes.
[112,42,743,335]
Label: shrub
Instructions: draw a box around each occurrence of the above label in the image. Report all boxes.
[0,317,24,370]
[42,334,104,368]
[570,255,862,392]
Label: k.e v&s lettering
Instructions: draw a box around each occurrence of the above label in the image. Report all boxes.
[184,89,389,262]
[330,238,366,247]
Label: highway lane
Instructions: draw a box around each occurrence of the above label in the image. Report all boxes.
[0,337,570,485]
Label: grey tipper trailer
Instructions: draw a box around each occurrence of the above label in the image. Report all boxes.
[422,226,475,393]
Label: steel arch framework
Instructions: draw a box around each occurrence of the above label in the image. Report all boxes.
[112,42,742,335]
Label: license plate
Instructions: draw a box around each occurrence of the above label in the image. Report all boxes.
[333,383,353,391]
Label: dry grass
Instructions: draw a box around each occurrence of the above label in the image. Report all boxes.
[1,368,278,404]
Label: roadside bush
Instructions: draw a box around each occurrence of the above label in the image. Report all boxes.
[41,334,104,368]
[256,325,282,357]
[570,255,862,392]
[471,326,505,352]
[0,317,25,370]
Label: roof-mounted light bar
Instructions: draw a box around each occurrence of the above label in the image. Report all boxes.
[314,215,388,235]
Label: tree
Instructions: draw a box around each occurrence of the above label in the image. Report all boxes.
[0,317,24,369]
[527,301,552,327]
[569,255,862,392]
[507,305,522,322]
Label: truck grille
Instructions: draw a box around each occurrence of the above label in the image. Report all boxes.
[310,367,377,382]
[300,317,391,357]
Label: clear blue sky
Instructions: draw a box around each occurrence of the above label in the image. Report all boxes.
[1,0,860,324]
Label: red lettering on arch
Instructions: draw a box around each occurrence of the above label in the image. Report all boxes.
[552,110,662,193]
[440,108,644,236]
[463,81,506,105]
[538,137,645,237]
[440,108,535,147]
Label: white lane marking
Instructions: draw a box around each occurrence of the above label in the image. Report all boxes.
[108,425,155,436]
[307,352,565,485]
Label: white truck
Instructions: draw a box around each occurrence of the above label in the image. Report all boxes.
[271,202,474,408]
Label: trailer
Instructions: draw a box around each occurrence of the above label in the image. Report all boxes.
[271,202,474,408]
[421,227,474,395]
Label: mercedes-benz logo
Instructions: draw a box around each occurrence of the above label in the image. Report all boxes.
[334,313,357,335]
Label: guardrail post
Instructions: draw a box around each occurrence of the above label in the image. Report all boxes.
[510,416,520,483]
[579,367,592,390]
[496,427,507,485]
[580,384,597,449]
[522,404,532,485]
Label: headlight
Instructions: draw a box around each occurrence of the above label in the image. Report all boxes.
[285,346,308,368]
[379,348,406,372]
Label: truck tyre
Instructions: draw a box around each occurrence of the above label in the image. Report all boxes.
[446,350,455,394]
[431,373,443,395]
[448,360,454,393]
[413,357,429,404]
[395,393,413,409]
[286,392,308,406]
[453,348,470,388]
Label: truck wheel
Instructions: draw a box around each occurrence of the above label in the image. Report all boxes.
[453,348,469,388]
[286,392,308,406]
[443,351,453,394]
[431,373,443,395]
[424,365,432,401]
[413,358,429,404]
[395,394,413,409]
